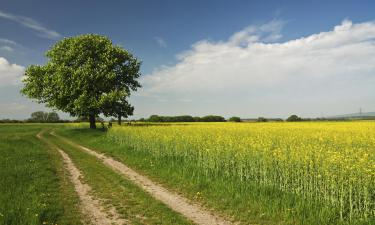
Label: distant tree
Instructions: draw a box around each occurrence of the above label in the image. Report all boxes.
[29,111,60,122]
[257,117,268,122]
[30,111,48,122]
[229,116,241,122]
[75,115,103,122]
[145,115,227,122]
[163,115,194,122]
[0,119,24,123]
[286,115,302,122]
[148,115,163,122]
[22,34,141,129]
[47,112,60,122]
[193,117,201,122]
[102,99,134,125]
[200,115,226,122]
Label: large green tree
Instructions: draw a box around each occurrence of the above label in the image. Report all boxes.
[22,34,141,128]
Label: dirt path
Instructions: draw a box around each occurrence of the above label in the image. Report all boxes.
[51,131,233,225]
[37,131,128,225]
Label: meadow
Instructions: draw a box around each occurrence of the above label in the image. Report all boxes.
[0,124,82,225]
[0,124,193,225]
[59,121,375,224]
[1,122,374,225]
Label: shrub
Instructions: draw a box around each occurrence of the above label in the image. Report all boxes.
[286,115,302,122]
[229,116,241,122]
[257,117,268,122]
[200,115,226,122]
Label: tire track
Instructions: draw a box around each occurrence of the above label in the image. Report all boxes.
[51,131,234,225]
[37,130,128,225]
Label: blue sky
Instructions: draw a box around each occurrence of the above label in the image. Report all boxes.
[1,0,375,119]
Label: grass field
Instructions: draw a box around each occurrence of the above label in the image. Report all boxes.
[0,124,82,225]
[0,124,193,225]
[1,122,374,225]
[58,121,375,225]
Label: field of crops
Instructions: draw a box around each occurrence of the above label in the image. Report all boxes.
[106,121,375,223]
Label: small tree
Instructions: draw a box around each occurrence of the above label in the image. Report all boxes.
[102,96,134,125]
[22,34,141,129]
[229,116,241,122]
[286,115,302,122]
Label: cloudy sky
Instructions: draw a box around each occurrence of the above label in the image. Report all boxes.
[1,0,375,119]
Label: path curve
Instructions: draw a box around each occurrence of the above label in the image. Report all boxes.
[37,131,128,225]
[51,131,233,225]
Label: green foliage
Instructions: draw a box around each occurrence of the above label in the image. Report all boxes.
[145,115,226,122]
[0,119,24,123]
[75,116,104,122]
[193,117,201,122]
[21,34,141,128]
[148,115,163,122]
[257,117,268,122]
[200,115,226,122]
[286,115,302,122]
[229,116,241,122]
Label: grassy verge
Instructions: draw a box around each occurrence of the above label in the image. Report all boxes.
[44,130,193,225]
[0,124,82,225]
[57,126,374,225]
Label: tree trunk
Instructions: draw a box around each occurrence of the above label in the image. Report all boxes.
[89,114,96,129]
[118,115,121,125]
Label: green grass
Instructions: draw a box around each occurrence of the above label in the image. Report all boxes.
[57,125,374,225]
[0,124,82,225]
[44,130,193,225]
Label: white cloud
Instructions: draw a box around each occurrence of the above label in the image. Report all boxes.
[155,36,167,48]
[0,38,17,45]
[0,46,14,52]
[0,10,61,39]
[229,19,285,45]
[0,57,25,86]
[137,20,375,117]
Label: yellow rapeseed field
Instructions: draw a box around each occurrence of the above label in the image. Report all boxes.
[107,121,375,220]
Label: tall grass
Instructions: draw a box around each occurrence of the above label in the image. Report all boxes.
[106,122,374,223]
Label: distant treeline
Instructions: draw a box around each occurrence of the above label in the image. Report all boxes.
[2,112,375,124]
[140,115,226,122]
[0,111,69,123]
[0,119,72,123]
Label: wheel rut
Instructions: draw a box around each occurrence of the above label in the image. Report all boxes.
[37,130,128,225]
[51,131,234,225]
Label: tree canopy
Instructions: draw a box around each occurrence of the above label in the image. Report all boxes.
[21,34,141,128]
